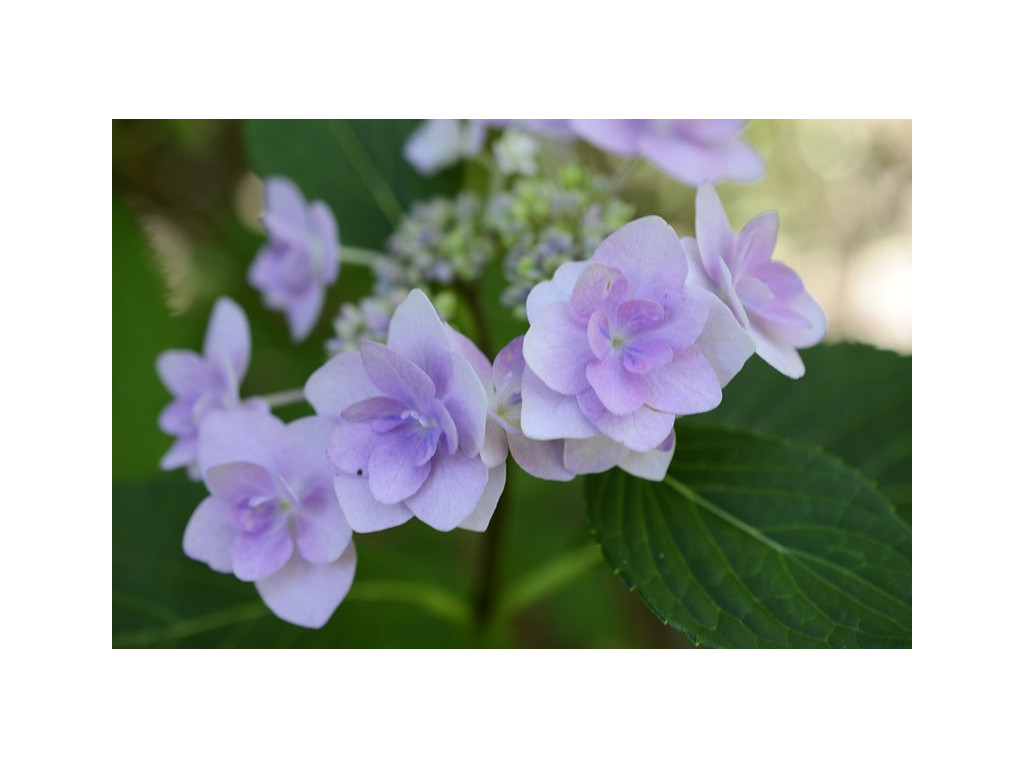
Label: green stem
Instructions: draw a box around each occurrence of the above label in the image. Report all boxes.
[494,542,604,623]
[457,279,494,358]
[260,388,307,408]
[474,467,511,634]
[340,245,388,267]
[610,156,641,194]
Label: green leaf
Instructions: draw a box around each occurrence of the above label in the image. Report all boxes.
[585,424,912,648]
[113,477,476,647]
[693,342,912,523]
[244,120,462,249]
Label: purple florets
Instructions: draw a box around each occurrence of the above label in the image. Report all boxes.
[682,184,827,378]
[249,177,340,341]
[156,297,267,478]
[520,216,755,478]
[572,120,764,187]
[305,289,502,533]
[184,411,356,629]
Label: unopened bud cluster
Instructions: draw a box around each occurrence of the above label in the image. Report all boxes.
[486,166,634,314]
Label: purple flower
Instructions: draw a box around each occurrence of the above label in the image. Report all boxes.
[249,177,340,342]
[404,120,488,175]
[305,289,502,533]
[571,120,764,187]
[184,410,356,629]
[682,184,827,378]
[404,120,576,176]
[448,331,574,482]
[520,217,755,476]
[156,297,267,479]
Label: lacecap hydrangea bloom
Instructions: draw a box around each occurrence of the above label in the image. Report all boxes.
[184,410,356,628]
[520,216,755,478]
[682,184,826,378]
[156,297,267,479]
[306,289,503,533]
[249,177,340,342]
[571,120,764,187]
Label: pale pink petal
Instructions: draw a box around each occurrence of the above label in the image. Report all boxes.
[592,216,688,299]
[586,355,650,416]
[305,351,381,418]
[525,260,588,323]
[522,302,593,395]
[577,389,674,453]
[262,177,310,243]
[156,351,215,398]
[736,211,779,274]
[457,463,507,532]
[507,432,574,481]
[563,435,629,475]
[160,437,197,471]
[232,515,293,581]
[367,431,433,504]
[520,365,600,440]
[695,184,736,276]
[480,418,510,468]
[571,119,644,154]
[295,483,352,564]
[442,351,488,456]
[183,497,235,573]
[750,325,807,379]
[406,451,489,532]
[387,289,454,396]
[271,416,338,491]
[617,430,676,481]
[333,473,414,533]
[197,410,285,476]
[645,347,722,415]
[691,287,756,386]
[255,545,357,629]
[283,283,323,342]
[203,297,251,383]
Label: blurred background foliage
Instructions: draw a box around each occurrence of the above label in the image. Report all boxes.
[112,119,911,648]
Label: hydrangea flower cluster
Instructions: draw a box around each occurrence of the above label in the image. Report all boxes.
[249,177,340,342]
[157,119,825,630]
[521,216,755,474]
[156,297,267,478]
[682,184,826,377]
[307,290,503,533]
[376,193,493,291]
[184,411,356,628]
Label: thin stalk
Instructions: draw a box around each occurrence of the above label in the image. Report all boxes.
[610,157,641,194]
[260,388,307,408]
[474,467,511,633]
[340,245,388,267]
[457,279,493,358]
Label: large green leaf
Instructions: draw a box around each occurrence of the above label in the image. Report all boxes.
[586,424,912,648]
[693,342,912,523]
[244,120,462,249]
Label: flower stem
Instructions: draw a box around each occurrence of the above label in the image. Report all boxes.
[474,467,511,637]
[260,388,307,408]
[340,245,388,267]
[457,279,493,358]
[610,156,641,194]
